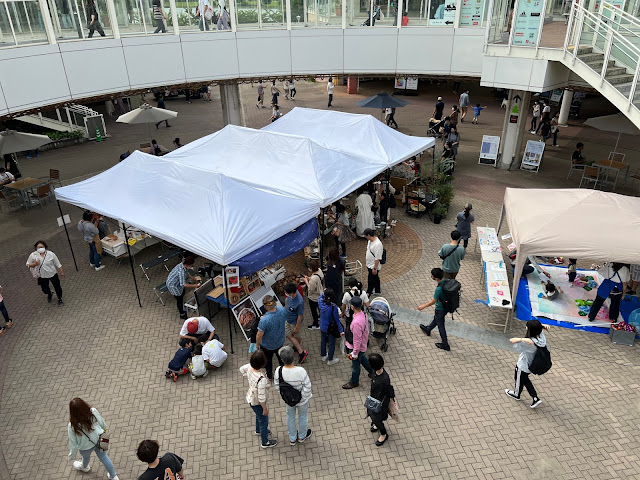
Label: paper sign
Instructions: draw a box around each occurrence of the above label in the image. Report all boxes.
[508,242,516,252]
[56,214,70,227]
[225,266,240,288]
[501,233,512,240]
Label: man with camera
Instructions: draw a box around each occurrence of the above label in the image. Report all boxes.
[438,230,465,279]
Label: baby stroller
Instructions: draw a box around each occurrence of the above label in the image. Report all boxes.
[368,297,396,352]
[427,118,445,138]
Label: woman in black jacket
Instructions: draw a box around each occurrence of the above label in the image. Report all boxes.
[367,353,395,446]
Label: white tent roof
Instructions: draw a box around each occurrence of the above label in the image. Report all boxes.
[499,188,640,302]
[55,122,433,265]
[263,107,434,163]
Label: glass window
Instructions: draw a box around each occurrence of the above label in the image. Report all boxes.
[459,0,486,27]
[429,0,456,26]
[292,0,343,27]
[235,0,260,29]
[260,0,285,28]
[4,1,49,45]
[0,3,18,47]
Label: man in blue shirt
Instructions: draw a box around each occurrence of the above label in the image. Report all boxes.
[166,256,201,319]
[284,283,309,364]
[256,295,287,380]
[417,268,450,351]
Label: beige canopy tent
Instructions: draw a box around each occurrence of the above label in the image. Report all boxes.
[498,188,640,318]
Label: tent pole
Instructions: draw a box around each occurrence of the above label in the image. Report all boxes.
[122,223,143,308]
[56,200,78,271]
[319,209,325,270]
[223,266,234,354]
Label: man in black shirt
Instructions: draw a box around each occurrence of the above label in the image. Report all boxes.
[433,96,445,121]
[137,439,184,480]
[86,0,105,37]
[571,142,591,165]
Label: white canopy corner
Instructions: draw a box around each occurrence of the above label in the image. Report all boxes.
[499,188,640,303]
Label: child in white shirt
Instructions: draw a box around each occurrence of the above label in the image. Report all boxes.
[202,339,228,369]
[189,344,208,379]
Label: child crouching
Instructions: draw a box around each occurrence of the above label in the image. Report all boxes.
[166,339,194,382]
[189,344,208,379]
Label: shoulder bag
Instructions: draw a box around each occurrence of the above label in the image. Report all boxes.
[277,367,302,407]
[438,243,459,260]
[364,395,385,413]
[328,305,343,338]
[81,428,110,452]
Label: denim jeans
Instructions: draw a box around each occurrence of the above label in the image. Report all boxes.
[320,330,336,360]
[250,404,270,445]
[425,309,448,347]
[80,446,116,478]
[350,351,373,385]
[286,401,309,442]
[89,241,101,267]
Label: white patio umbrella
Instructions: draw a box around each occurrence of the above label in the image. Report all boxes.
[0,130,52,155]
[116,103,178,125]
[584,113,640,153]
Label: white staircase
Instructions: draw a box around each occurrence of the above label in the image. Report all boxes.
[16,104,106,138]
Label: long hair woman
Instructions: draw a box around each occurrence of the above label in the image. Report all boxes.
[455,203,475,248]
[325,247,345,303]
[68,398,119,479]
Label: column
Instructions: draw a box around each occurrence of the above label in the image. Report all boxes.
[558,88,573,126]
[39,0,57,44]
[220,83,244,126]
[105,0,120,38]
[169,0,180,34]
[498,90,531,169]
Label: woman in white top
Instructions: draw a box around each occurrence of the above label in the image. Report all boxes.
[68,397,119,479]
[239,350,277,448]
[289,78,296,99]
[355,189,375,237]
[26,240,64,305]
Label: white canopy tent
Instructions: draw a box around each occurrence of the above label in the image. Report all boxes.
[498,188,640,309]
[55,123,433,266]
[263,107,434,164]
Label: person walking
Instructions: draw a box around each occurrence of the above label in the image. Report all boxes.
[67,398,119,479]
[385,107,398,128]
[325,247,345,304]
[78,211,106,272]
[274,346,313,446]
[240,350,278,448]
[283,79,290,100]
[367,353,395,446]
[166,256,201,319]
[26,240,65,306]
[327,77,335,107]
[86,0,105,37]
[271,82,281,106]
[459,90,469,123]
[450,105,459,128]
[0,284,13,337]
[155,95,171,128]
[364,228,383,296]
[303,259,323,330]
[136,440,184,480]
[438,231,465,279]
[535,101,551,135]
[418,267,450,351]
[588,263,630,322]
[195,0,211,30]
[318,289,344,365]
[355,188,375,236]
[255,295,287,380]
[256,80,266,108]
[445,125,460,160]
[530,102,540,133]
[455,203,474,248]
[550,112,559,147]
[505,320,549,409]
[342,295,373,389]
[433,96,445,121]
[289,78,297,99]
[152,0,167,33]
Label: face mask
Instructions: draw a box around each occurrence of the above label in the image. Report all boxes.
[37,247,46,253]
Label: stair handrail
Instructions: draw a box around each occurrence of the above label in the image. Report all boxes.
[68,104,100,117]
[601,2,640,33]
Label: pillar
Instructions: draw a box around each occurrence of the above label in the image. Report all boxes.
[219,83,244,126]
[558,88,573,126]
[169,0,180,34]
[39,0,57,44]
[498,90,531,170]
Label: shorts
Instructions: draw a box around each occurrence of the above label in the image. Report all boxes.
[285,322,298,336]
[631,264,640,282]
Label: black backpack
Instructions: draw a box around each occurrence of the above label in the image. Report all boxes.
[277,367,302,407]
[441,279,461,315]
[529,345,552,375]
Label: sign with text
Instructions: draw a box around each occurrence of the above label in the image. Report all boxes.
[479,135,500,166]
[430,0,457,26]
[520,140,545,172]
[512,0,543,47]
[460,0,484,27]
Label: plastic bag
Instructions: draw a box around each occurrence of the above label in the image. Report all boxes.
[248,343,257,354]
[340,336,346,356]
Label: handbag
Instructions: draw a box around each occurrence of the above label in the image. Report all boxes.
[81,428,110,452]
[327,306,343,338]
[364,395,384,413]
[30,252,47,279]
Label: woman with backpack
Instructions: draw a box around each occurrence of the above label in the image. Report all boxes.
[588,263,630,322]
[505,319,550,409]
[318,288,344,366]
[303,259,323,330]
[67,397,119,479]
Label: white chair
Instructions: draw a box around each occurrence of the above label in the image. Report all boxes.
[567,157,586,179]
[579,166,602,189]
[608,152,625,162]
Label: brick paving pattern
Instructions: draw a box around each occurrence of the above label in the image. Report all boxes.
[0,79,639,480]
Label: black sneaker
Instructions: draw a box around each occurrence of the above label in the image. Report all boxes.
[180,313,188,320]
[435,343,450,351]
[261,439,278,448]
[505,389,521,401]
[531,397,542,409]
[298,429,313,443]
[47,294,53,303]
[420,324,431,336]
[58,299,64,306]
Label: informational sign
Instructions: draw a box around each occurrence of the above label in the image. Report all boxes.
[550,89,563,105]
[394,77,406,90]
[430,0,457,26]
[56,214,71,227]
[512,0,543,47]
[406,77,418,90]
[395,77,418,92]
[459,0,484,27]
[225,266,240,287]
[520,140,545,172]
[479,135,500,165]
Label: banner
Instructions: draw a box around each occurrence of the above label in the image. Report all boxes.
[430,0,457,26]
[512,0,543,47]
[459,0,485,27]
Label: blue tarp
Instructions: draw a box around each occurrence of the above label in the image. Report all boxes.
[233,218,318,276]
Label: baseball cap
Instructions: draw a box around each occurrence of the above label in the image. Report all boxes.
[187,320,198,334]
[363,228,375,237]
[437,96,442,101]
[350,296,363,308]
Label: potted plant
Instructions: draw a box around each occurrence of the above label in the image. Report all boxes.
[432,204,447,224]
[430,177,454,224]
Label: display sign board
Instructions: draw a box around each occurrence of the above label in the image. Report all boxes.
[395,77,418,90]
[460,0,484,27]
[520,140,545,172]
[406,77,418,90]
[512,0,543,47]
[430,0,457,25]
[479,135,500,165]
[395,77,406,90]
[549,89,563,105]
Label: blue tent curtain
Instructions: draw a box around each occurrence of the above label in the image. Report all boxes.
[233,218,318,276]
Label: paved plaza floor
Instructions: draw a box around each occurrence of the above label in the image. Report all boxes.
[0,80,639,480]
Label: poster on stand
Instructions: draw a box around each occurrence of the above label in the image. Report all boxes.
[550,89,563,105]
[512,0,543,47]
[232,296,261,341]
[430,0,457,25]
[479,135,500,165]
[520,140,545,172]
[406,77,418,90]
[460,0,484,27]
[395,77,406,90]
[225,266,240,287]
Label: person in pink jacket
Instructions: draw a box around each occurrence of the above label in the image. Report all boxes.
[342,296,373,389]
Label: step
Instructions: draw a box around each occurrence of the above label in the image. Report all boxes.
[605,73,636,84]
[584,59,616,70]
[615,84,640,102]
[578,52,605,63]
[606,66,629,77]
[569,45,593,55]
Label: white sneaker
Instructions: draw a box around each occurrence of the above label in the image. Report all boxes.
[95,265,106,271]
[73,461,90,472]
[321,355,328,362]
[107,475,120,480]
[327,358,339,366]
[203,370,209,378]
[90,263,95,267]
